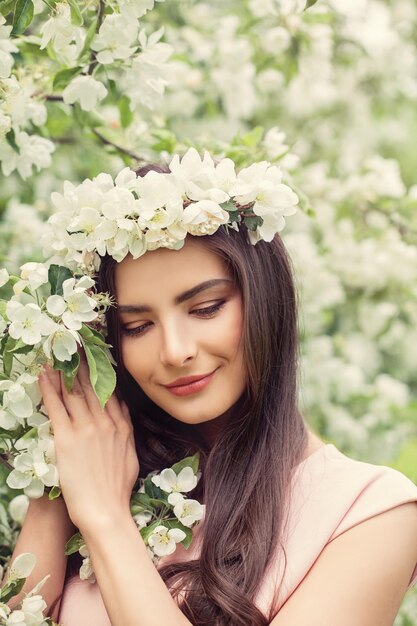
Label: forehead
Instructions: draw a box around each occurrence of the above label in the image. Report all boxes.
[114,238,230,303]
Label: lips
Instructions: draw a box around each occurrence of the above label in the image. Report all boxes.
[163,370,216,388]
[164,369,217,397]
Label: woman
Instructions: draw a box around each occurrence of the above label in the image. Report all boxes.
[6,165,417,626]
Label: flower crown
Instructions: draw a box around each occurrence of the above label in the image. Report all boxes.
[41,147,299,274]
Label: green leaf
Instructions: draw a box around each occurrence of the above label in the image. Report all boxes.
[3,335,17,377]
[83,343,116,408]
[239,126,264,148]
[151,129,177,154]
[131,491,153,506]
[48,265,73,296]
[73,103,105,128]
[8,338,34,355]
[118,95,133,129]
[79,18,98,61]
[305,0,318,8]
[0,0,16,17]
[52,67,82,91]
[67,0,83,25]
[64,532,85,556]
[5,129,19,153]
[0,578,26,602]
[144,475,166,500]
[53,351,80,392]
[243,215,263,231]
[48,486,62,500]
[78,324,112,348]
[11,0,34,35]
[170,452,200,476]
[139,518,164,544]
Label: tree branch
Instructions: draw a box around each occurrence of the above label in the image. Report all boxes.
[92,128,145,163]
[0,454,13,472]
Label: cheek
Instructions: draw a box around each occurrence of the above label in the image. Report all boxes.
[220,300,244,358]
[120,339,147,383]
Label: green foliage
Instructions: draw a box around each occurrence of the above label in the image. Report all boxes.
[82,342,116,409]
[48,265,73,297]
[11,0,34,35]
[170,451,200,476]
[64,532,85,556]
[53,350,80,393]
[52,67,83,91]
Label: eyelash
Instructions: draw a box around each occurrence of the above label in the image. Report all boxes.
[120,300,227,338]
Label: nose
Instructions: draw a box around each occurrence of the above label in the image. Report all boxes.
[159,316,198,368]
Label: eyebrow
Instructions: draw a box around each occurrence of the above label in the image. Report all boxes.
[117,278,235,314]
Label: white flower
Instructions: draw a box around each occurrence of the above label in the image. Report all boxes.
[133,510,153,529]
[9,494,30,526]
[18,262,49,291]
[63,75,108,112]
[0,131,55,179]
[91,13,139,64]
[21,594,47,614]
[42,324,81,362]
[40,3,77,49]
[169,148,237,203]
[0,380,33,421]
[6,301,56,345]
[46,276,97,331]
[147,525,186,557]
[182,200,229,236]
[0,15,18,78]
[0,267,9,288]
[167,493,205,527]
[232,162,298,235]
[7,444,59,498]
[9,553,36,580]
[121,28,173,109]
[151,466,198,493]
[118,0,165,19]
[137,171,183,213]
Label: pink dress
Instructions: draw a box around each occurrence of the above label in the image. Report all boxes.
[58,443,417,625]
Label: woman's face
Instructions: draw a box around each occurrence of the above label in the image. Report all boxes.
[114,237,247,427]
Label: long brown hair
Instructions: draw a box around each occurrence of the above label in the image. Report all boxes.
[65,163,309,624]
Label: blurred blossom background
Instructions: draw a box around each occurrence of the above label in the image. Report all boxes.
[0,0,416,620]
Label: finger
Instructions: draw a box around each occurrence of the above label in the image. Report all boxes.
[60,369,94,425]
[38,369,71,435]
[43,364,63,397]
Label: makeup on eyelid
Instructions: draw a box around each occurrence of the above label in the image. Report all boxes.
[120,300,227,337]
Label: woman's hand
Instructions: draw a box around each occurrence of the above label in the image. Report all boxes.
[38,349,139,533]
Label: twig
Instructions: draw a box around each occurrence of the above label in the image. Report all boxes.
[92,128,145,162]
[44,94,64,101]
[87,0,106,76]
[0,454,13,472]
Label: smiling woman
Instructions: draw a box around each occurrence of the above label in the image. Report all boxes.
[52,163,417,626]
[5,156,417,626]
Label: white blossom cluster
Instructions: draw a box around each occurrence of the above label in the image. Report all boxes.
[70,462,205,583]
[0,553,51,626]
[0,0,172,179]
[0,264,104,498]
[41,146,299,268]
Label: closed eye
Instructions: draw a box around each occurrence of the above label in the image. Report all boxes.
[120,300,227,338]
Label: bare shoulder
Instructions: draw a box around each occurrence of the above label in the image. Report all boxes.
[270,502,417,626]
